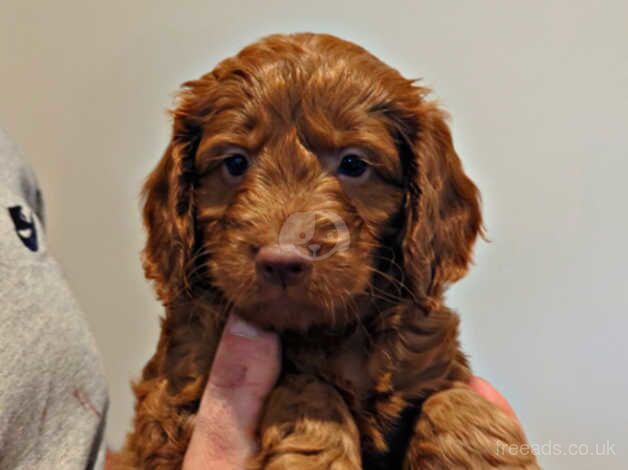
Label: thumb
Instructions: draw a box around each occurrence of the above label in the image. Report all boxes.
[183,314,280,470]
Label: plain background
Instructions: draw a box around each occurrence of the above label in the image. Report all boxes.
[1,1,627,468]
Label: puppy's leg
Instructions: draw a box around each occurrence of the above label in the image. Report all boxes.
[114,376,203,469]
[249,374,361,470]
[404,383,540,469]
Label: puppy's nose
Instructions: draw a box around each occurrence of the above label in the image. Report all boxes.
[255,244,311,287]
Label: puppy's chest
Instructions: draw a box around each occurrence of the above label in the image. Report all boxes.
[283,330,371,405]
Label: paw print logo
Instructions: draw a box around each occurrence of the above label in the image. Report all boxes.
[8,205,38,252]
[278,210,350,261]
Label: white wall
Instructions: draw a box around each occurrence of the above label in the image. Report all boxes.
[1,1,626,468]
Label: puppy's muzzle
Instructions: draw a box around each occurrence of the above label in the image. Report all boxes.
[255,244,312,288]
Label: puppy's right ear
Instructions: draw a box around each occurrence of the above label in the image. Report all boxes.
[141,141,196,302]
[141,78,214,302]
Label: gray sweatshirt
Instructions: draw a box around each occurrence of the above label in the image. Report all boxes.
[0,129,108,469]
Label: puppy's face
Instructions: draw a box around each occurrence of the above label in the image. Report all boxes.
[196,66,404,330]
[142,34,482,331]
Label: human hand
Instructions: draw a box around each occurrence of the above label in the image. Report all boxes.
[469,376,522,429]
[182,314,281,470]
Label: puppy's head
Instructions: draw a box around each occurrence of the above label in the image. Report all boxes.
[142,33,482,331]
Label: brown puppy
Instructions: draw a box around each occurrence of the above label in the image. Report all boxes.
[118,33,539,469]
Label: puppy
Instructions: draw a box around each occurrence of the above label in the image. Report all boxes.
[118,33,539,469]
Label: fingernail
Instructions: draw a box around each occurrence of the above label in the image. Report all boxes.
[227,315,262,337]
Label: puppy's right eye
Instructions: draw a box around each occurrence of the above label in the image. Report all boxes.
[222,153,249,181]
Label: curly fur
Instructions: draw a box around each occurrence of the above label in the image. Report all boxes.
[116,33,540,469]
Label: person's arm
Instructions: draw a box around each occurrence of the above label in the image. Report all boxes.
[1,129,108,469]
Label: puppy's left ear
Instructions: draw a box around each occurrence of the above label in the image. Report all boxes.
[401,101,483,300]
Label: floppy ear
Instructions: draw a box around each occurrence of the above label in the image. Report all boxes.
[141,79,212,302]
[401,102,483,300]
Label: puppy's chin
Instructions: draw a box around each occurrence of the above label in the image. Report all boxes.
[233,285,357,332]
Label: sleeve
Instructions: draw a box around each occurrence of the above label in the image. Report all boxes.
[0,129,109,469]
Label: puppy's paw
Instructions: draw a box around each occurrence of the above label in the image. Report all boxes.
[249,451,360,470]
[405,383,540,469]
[249,374,361,470]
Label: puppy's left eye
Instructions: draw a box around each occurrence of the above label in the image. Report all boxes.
[224,154,249,176]
[338,150,370,179]
[221,150,250,183]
